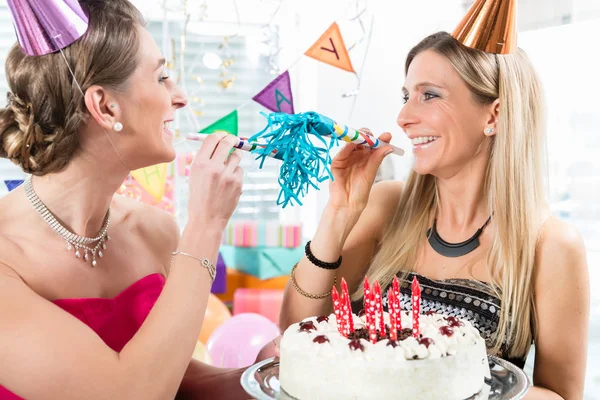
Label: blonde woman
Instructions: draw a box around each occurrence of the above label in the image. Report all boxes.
[279,31,589,399]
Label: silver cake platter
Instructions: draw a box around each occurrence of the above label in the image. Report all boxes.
[241,355,530,400]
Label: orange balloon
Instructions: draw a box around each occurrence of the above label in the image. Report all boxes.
[199,294,232,344]
[192,340,212,364]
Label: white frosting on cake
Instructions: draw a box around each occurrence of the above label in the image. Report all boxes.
[279,311,490,400]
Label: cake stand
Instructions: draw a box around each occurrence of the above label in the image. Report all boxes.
[241,355,530,400]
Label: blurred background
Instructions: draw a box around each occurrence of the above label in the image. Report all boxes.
[0,0,598,396]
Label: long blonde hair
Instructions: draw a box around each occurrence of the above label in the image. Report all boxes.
[356,32,547,358]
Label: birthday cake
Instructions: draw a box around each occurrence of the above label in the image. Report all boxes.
[278,278,490,400]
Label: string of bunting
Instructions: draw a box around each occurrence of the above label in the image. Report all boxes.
[133,6,375,208]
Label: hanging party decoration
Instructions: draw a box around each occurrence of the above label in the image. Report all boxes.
[198,110,239,136]
[4,180,24,192]
[305,22,355,73]
[252,70,294,114]
[131,163,168,203]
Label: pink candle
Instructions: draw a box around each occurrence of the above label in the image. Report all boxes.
[411,276,421,338]
[331,286,344,335]
[374,281,385,335]
[387,288,397,341]
[341,278,354,333]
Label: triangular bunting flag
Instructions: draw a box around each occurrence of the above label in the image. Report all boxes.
[4,180,24,192]
[304,22,354,73]
[252,71,295,114]
[131,163,168,202]
[198,110,239,136]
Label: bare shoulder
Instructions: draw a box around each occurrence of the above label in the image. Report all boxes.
[535,216,588,287]
[113,195,180,259]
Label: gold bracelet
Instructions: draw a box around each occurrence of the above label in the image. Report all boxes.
[289,263,337,300]
[171,251,216,282]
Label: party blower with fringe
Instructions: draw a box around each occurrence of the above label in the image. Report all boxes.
[188,111,404,208]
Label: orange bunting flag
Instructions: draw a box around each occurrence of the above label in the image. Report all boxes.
[304,22,354,73]
[131,163,168,202]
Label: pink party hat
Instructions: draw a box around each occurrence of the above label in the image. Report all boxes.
[7,0,89,56]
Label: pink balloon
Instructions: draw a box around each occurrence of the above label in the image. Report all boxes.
[206,313,280,368]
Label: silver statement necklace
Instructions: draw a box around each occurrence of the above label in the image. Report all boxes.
[24,175,111,267]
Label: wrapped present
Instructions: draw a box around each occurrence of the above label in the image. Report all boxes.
[233,288,284,325]
[216,268,247,304]
[222,221,302,248]
[219,245,302,280]
[210,252,227,294]
[215,268,289,303]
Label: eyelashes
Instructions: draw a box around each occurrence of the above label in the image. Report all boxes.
[402,91,440,104]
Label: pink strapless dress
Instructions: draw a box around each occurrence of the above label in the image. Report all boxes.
[0,273,166,400]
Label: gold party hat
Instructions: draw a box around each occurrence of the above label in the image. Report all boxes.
[452,0,517,54]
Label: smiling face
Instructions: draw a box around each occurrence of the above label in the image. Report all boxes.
[397,50,496,178]
[112,26,188,169]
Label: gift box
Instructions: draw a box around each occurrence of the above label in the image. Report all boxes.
[216,268,289,303]
[219,244,302,280]
[233,288,284,324]
[216,268,247,303]
[221,221,302,248]
[210,252,227,294]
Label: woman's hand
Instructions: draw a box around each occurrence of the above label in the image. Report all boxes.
[255,335,281,363]
[186,132,244,231]
[328,131,393,213]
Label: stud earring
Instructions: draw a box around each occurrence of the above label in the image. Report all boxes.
[484,127,495,135]
[113,122,123,132]
[110,104,117,109]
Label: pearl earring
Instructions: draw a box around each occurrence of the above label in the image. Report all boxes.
[113,122,123,132]
[110,104,117,109]
[485,127,495,135]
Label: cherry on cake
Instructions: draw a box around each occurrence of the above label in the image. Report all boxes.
[279,276,490,400]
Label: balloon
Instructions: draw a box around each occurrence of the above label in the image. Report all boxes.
[191,340,212,364]
[199,294,232,344]
[206,313,280,368]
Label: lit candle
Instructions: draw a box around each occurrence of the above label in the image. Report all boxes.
[331,286,344,336]
[387,288,397,341]
[341,278,354,333]
[411,276,421,338]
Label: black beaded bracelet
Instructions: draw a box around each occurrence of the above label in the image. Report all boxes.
[305,241,342,270]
